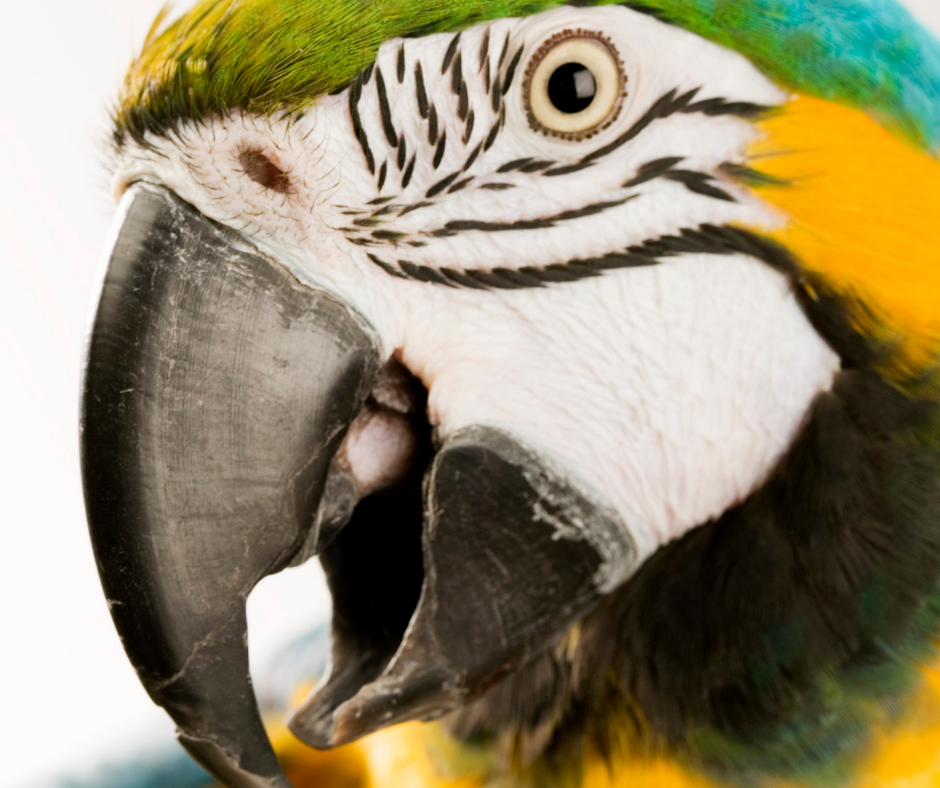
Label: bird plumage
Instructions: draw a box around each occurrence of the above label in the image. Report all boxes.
[115,0,940,149]
[82,1,940,786]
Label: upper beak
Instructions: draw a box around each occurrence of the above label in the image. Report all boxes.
[80,183,381,787]
[81,183,638,788]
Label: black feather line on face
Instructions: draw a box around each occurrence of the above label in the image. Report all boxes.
[398,200,433,216]
[442,33,461,74]
[491,73,503,112]
[720,161,791,188]
[426,170,462,197]
[397,44,406,83]
[502,47,524,95]
[459,81,470,121]
[479,88,772,177]
[377,160,388,191]
[498,31,510,68]
[544,161,595,176]
[622,156,685,186]
[463,142,483,171]
[349,60,775,290]
[479,27,491,70]
[451,51,464,96]
[348,71,375,174]
[428,104,439,145]
[447,176,475,194]
[463,110,476,144]
[574,88,771,166]
[374,68,399,147]
[664,170,736,201]
[433,132,447,169]
[497,157,536,173]
[415,63,430,119]
[367,252,408,278]
[401,155,417,189]
[397,136,408,170]
[398,259,457,286]
[483,117,501,151]
[364,223,792,287]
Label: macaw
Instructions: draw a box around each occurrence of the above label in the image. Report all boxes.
[79,1,940,787]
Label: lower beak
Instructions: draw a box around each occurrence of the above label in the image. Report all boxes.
[80,183,381,788]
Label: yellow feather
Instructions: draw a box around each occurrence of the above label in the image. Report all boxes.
[746,95,940,371]
[255,660,940,788]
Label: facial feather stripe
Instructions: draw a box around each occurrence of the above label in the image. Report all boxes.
[361,223,800,290]
[347,32,771,197]
[339,60,773,277]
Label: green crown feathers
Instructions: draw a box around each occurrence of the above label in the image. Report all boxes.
[115,0,940,151]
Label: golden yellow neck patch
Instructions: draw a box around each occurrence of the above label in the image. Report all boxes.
[747,95,940,369]
[262,663,940,788]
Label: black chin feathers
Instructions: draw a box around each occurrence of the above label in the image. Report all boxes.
[580,366,940,765]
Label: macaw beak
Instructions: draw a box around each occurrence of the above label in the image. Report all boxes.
[80,183,381,787]
[81,183,637,788]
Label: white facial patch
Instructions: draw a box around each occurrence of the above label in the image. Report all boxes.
[111,5,839,562]
[392,253,840,561]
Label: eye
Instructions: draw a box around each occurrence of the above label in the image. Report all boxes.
[524,32,626,139]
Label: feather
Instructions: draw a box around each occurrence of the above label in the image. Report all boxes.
[750,95,940,374]
[114,0,940,153]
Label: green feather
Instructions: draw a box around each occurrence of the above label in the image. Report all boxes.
[115,0,940,152]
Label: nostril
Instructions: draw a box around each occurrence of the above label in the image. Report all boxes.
[238,148,292,193]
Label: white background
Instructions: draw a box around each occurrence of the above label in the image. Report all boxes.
[2,1,939,785]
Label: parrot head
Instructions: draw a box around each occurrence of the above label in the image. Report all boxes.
[81,1,940,786]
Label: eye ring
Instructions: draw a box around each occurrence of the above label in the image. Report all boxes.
[523,29,626,140]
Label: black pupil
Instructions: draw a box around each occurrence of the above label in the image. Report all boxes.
[547,62,597,114]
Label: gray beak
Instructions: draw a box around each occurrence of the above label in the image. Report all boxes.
[81,183,638,788]
[80,183,380,788]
